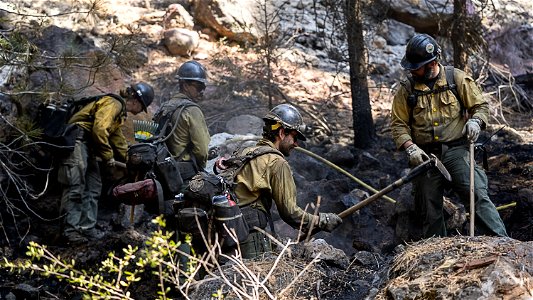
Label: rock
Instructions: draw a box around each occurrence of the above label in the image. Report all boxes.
[162,3,195,29]
[507,189,533,240]
[302,238,350,268]
[206,132,261,172]
[225,114,263,135]
[324,144,355,168]
[5,293,16,300]
[342,189,369,208]
[351,250,382,269]
[163,28,199,57]
[377,19,415,46]
[13,283,40,299]
[356,151,381,170]
[373,0,453,33]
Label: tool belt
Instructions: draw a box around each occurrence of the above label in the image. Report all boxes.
[420,138,466,157]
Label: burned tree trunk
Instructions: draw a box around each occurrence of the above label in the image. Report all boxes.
[344,0,375,149]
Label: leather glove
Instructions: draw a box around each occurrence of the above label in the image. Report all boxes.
[405,144,430,166]
[462,118,482,142]
[318,213,343,232]
[106,158,116,168]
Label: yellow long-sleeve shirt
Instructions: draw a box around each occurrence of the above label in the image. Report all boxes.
[155,93,210,169]
[391,64,489,149]
[68,95,127,161]
[234,139,318,230]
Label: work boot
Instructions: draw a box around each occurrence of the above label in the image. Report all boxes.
[83,228,106,241]
[65,231,88,245]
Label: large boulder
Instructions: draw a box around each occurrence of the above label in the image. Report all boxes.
[163,28,200,56]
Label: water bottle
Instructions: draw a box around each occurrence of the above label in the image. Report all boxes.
[173,193,185,212]
[212,195,229,207]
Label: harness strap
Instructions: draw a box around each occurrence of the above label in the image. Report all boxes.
[403,66,464,125]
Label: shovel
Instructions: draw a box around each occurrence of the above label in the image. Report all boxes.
[301,154,451,240]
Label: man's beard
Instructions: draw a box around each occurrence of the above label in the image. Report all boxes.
[279,140,293,156]
[412,64,437,82]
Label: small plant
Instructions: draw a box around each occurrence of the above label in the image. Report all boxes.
[1,215,323,299]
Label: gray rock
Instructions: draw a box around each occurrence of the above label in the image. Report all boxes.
[377,19,415,46]
[302,238,350,268]
[352,250,381,269]
[163,28,199,57]
[225,114,263,136]
[13,283,39,299]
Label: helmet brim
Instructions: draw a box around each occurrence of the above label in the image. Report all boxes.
[177,77,208,84]
[400,56,437,70]
[295,130,307,142]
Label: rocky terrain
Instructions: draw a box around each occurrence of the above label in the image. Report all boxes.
[0,0,532,299]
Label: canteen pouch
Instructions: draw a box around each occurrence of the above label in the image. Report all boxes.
[177,207,209,236]
[127,143,158,174]
[213,204,249,248]
[155,157,183,197]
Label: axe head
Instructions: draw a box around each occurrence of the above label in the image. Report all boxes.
[429,154,451,181]
[404,154,451,183]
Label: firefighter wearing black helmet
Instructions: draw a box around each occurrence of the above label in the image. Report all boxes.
[153,60,210,183]
[58,82,155,244]
[215,104,342,258]
[390,33,507,238]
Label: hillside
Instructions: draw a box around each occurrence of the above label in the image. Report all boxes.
[0,0,532,299]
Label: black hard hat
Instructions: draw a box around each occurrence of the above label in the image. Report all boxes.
[401,34,441,70]
[263,104,307,141]
[131,82,154,112]
[176,60,208,84]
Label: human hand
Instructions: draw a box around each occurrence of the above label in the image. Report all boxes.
[106,158,116,168]
[405,144,429,166]
[318,213,343,232]
[462,118,482,142]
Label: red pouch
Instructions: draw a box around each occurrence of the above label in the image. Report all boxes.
[112,179,157,205]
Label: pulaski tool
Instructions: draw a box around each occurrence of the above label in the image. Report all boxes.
[301,154,451,240]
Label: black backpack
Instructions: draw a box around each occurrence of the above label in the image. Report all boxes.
[38,93,125,156]
[183,146,283,208]
[401,65,465,124]
[176,146,283,248]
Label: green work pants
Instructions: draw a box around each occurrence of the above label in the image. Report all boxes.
[58,137,101,236]
[413,145,508,238]
[239,231,272,259]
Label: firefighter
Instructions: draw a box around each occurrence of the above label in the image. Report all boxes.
[59,82,154,244]
[217,104,343,258]
[153,60,210,186]
[390,34,507,238]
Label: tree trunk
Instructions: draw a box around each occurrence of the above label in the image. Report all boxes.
[344,0,374,149]
[451,0,469,71]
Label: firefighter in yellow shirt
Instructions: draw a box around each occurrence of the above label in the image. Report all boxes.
[58,82,155,244]
[390,34,507,238]
[153,60,210,183]
[217,104,343,258]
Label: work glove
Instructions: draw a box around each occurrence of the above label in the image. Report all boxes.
[405,144,429,167]
[462,118,482,142]
[318,213,343,232]
[106,158,116,168]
